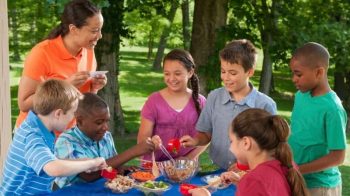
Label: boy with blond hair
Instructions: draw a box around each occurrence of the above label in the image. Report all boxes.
[289,42,347,196]
[181,39,277,169]
[0,79,107,195]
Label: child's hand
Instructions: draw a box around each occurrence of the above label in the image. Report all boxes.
[136,137,155,154]
[180,135,198,147]
[86,157,107,173]
[188,187,211,196]
[220,171,241,185]
[151,135,162,149]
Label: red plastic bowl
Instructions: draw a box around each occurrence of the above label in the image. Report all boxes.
[101,168,117,180]
[236,162,249,171]
[167,138,181,154]
[180,183,198,196]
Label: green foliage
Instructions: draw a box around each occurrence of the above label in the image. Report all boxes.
[123,0,187,48]
[8,0,60,60]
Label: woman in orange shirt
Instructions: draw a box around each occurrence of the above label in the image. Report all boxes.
[16,0,107,129]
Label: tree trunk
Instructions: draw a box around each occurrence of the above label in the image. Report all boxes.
[257,0,277,95]
[181,0,191,50]
[96,33,125,136]
[259,32,273,95]
[190,0,229,94]
[334,71,346,100]
[345,72,350,133]
[147,28,154,61]
[9,8,21,61]
[152,3,179,70]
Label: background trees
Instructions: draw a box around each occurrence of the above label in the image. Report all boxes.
[8,0,350,133]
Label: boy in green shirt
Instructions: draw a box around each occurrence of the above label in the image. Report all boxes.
[289,42,347,196]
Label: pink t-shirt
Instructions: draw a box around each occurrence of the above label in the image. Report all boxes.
[141,92,206,161]
[236,160,291,196]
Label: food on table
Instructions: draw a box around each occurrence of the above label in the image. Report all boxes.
[105,175,134,193]
[131,171,156,182]
[167,138,181,154]
[180,183,198,196]
[142,181,169,189]
[236,162,250,171]
[201,174,228,189]
[158,159,198,183]
[141,161,153,170]
[101,166,117,180]
[134,180,171,195]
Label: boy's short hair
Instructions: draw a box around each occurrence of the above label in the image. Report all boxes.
[219,39,257,72]
[76,92,108,116]
[292,42,329,69]
[33,79,81,115]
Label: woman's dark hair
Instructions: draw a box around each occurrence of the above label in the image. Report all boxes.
[163,49,201,115]
[231,109,309,196]
[47,0,100,39]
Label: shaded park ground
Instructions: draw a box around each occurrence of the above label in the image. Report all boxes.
[10,46,350,194]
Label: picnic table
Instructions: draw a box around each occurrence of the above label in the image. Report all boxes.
[49,169,236,195]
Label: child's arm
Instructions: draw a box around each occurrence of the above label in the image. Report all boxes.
[137,117,154,144]
[180,132,211,147]
[76,138,155,182]
[298,149,345,174]
[107,138,155,169]
[43,157,106,177]
[189,188,211,196]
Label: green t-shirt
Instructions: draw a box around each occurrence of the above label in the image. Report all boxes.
[289,91,347,188]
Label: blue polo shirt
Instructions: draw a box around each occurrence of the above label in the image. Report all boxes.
[55,126,117,188]
[0,111,57,195]
[196,85,277,169]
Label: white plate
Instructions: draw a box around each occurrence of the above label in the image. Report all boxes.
[201,174,228,189]
[90,71,108,77]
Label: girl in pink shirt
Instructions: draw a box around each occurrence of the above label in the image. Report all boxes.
[190,109,308,196]
[137,49,206,161]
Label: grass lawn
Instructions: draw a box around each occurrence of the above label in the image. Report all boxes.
[10,46,349,193]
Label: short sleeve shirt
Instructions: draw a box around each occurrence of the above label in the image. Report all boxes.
[289,91,347,188]
[54,126,117,188]
[16,35,97,127]
[236,160,291,196]
[141,92,206,161]
[196,85,277,169]
[0,111,57,195]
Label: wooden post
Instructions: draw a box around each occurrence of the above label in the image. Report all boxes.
[0,0,12,182]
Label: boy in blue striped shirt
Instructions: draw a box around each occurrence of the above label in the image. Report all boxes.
[55,93,155,187]
[0,79,107,195]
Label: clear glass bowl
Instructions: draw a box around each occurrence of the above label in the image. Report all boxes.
[157,159,198,183]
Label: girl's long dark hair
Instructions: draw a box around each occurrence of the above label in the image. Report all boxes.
[231,109,309,196]
[163,49,201,116]
[47,0,100,39]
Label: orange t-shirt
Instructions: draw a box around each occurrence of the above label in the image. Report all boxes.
[15,35,97,128]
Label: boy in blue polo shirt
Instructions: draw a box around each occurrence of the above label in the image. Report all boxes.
[0,79,107,195]
[181,39,277,169]
[55,93,155,187]
[289,42,347,196]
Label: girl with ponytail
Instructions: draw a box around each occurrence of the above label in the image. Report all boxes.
[137,49,207,162]
[190,108,308,196]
